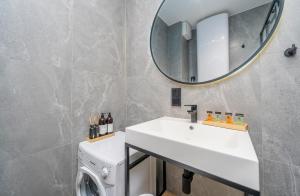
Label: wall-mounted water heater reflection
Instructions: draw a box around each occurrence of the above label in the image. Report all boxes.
[196,13,229,82]
[182,21,192,40]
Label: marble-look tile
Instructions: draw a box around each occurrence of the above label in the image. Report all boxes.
[259,158,264,194]
[126,0,162,78]
[1,0,126,195]
[72,0,126,141]
[126,75,170,126]
[260,52,300,166]
[0,60,72,159]
[229,3,271,70]
[0,0,72,161]
[125,0,173,126]
[263,159,296,196]
[73,0,125,74]
[151,17,169,74]
[263,0,300,56]
[249,133,263,159]
[0,144,72,196]
[71,69,126,140]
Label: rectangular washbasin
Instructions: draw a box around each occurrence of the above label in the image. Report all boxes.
[125,116,259,191]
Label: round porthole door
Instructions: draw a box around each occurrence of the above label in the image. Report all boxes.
[76,166,107,196]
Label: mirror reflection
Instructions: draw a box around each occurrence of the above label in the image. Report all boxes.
[151,0,282,83]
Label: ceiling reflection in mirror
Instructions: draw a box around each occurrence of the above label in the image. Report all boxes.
[150,0,283,84]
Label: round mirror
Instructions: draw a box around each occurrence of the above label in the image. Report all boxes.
[150,0,284,84]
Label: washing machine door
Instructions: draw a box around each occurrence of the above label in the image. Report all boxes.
[76,166,107,196]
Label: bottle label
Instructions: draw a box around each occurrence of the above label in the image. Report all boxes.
[100,125,107,135]
[107,124,113,133]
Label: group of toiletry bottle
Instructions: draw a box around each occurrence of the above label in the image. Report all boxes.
[206,111,245,125]
[89,113,114,139]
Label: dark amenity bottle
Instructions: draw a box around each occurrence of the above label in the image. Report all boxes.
[106,113,114,134]
[99,113,107,136]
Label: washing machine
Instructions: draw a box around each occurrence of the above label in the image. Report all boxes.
[76,131,152,196]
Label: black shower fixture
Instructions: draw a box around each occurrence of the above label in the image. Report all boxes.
[284,44,297,57]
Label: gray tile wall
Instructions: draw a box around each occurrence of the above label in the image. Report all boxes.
[125,0,300,196]
[229,3,271,71]
[151,17,169,74]
[0,0,126,195]
[167,22,188,81]
[152,18,190,82]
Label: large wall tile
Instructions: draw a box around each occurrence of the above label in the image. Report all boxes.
[263,159,296,196]
[71,70,126,139]
[0,0,72,160]
[261,52,300,166]
[0,0,126,195]
[72,0,126,140]
[0,144,72,196]
[126,0,162,78]
[73,0,125,74]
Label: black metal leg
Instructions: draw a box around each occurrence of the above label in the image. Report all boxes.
[125,143,260,196]
[156,161,159,196]
[245,192,260,196]
[163,161,166,192]
[125,144,130,196]
[156,160,167,196]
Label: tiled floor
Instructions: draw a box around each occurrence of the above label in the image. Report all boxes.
[163,191,176,196]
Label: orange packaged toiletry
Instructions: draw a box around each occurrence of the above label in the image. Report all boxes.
[225,112,233,124]
[206,111,214,121]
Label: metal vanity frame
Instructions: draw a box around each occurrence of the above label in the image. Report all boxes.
[125,143,260,196]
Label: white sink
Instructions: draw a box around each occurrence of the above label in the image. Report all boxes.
[125,116,259,191]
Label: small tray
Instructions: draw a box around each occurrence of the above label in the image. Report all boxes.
[202,120,248,131]
[86,132,115,143]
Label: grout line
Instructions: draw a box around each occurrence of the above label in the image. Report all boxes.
[124,0,128,129]
[261,157,265,195]
[70,0,75,194]
[289,163,297,196]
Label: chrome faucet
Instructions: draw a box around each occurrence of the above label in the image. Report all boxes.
[184,105,197,123]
